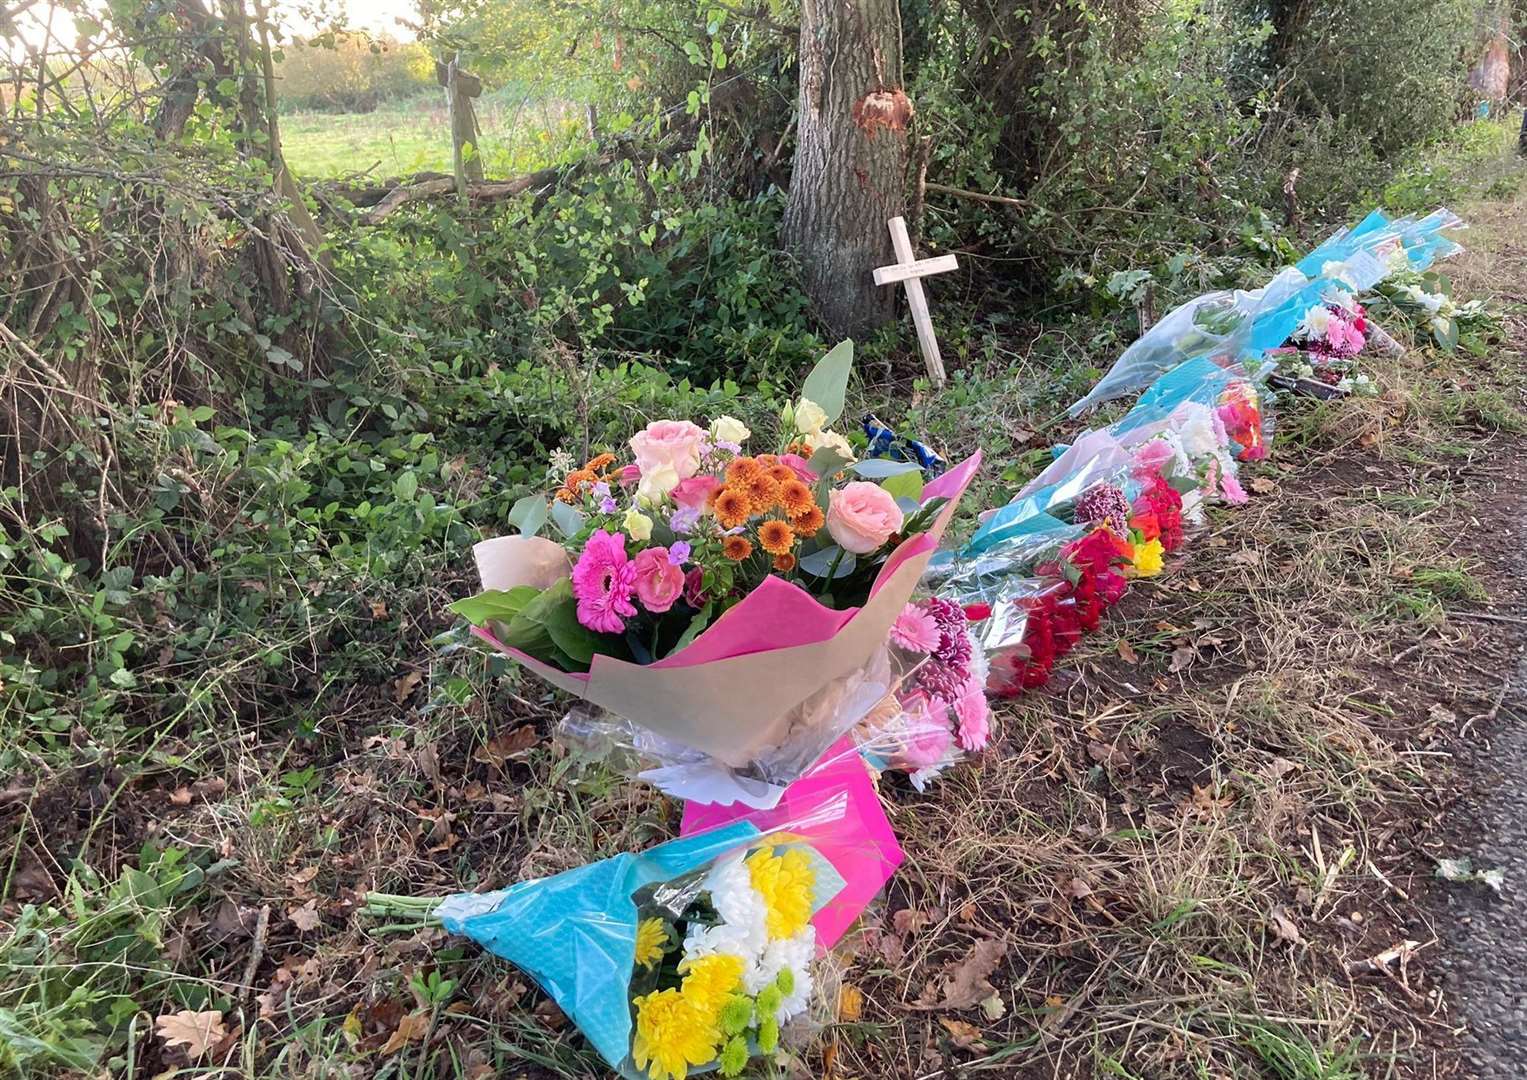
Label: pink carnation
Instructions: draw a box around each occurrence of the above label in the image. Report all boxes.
[570,529,638,633]
[1220,468,1248,505]
[890,605,941,653]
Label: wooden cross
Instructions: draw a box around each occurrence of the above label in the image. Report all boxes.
[873,216,959,386]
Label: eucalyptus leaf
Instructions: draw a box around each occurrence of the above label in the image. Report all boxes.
[881,469,925,502]
[808,445,853,483]
[508,494,550,537]
[797,545,857,578]
[800,339,853,425]
[548,499,585,538]
[850,458,921,478]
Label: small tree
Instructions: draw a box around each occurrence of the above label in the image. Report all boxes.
[782,0,911,339]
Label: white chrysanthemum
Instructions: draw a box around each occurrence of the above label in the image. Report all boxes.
[1326,287,1355,312]
[684,920,768,986]
[966,634,989,690]
[1173,404,1220,461]
[1300,304,1332,338]
[705,852,767,933]
[754,928,816,1020]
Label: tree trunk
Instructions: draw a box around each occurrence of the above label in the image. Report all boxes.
[782,0,910,340]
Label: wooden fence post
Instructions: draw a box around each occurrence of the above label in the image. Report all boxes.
[437,53,484,200]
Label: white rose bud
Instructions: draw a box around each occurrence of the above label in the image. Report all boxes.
[709,415,750,444]
[794,398,828,436]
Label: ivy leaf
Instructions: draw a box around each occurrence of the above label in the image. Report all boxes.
[508,494,550,537]
[801,339,854,425]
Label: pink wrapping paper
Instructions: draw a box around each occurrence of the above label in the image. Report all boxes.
[680,738,902,950]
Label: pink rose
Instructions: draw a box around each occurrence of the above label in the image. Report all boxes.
[826,481,905,554]
[629,420,706,482]
[671,474,720,511]
[632,547,685,613]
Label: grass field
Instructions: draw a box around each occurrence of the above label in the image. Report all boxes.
[282,90,583,180]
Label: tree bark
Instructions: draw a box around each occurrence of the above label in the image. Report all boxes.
[782,0,910,340]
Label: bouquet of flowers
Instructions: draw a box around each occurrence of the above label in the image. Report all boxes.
[451,341,980,772]
[1366,270,1491,352]
[847,596,993,787]
[366,778,880,1080]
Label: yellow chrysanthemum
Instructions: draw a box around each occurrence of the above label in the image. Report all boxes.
[634,917,668,969]
[632,988,720,1080]
[679,954,745,1021]
[746,846,815,940]
[1131,537,1165,578]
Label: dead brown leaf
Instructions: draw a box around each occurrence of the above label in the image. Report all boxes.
[155,1010,226,1059]
[1268,903,1303,946]
[1227,548,1263,567]
[1168,646,1196,673]
[837,984,864,1022]
[936,938,1007,1009]
[370,599,388,619]
[473,725,539,769]
[1116,639,1138,664]
[380,1011,429,1056]
[938,1017,986,1050]
[287,900,321,933]
[393,670,424,705]
[168,786,193,807]
[1249,476,1277,494]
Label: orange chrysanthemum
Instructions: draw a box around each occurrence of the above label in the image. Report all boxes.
[773,552,797,572]
[725,457,762,486]
[785,441,812,457]
[779,480,814,517]
[556,468,597,503]
[744,473,780,514]
[714,487,752,529]
[723,535,753,561]
[791,504,825,537]
[765,463,796,486]
[585,453,616,474]
[758,519,795,556]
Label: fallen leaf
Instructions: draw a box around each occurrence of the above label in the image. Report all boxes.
[837,984,863,1022]
[210,900,257,938]
[1168,646,1196,673]
[980,993,1006,1020]
[1064,877,1094,900]
[393,670,424,705]
[340,1006,363,1048]
[1087,740,1128,768]
[1265,757,1300,780]
[1427,703,1458,726]
[168,786,193,807]
[892,907,928,936]
[380,1011,429,1055]
[1226,548,1263,567]
[938,1017,986,1050]
[533,998,567,1030]
[1249,477,1277,494]
[473,725,540,769]
[287,900,321,933]
[938,938,1007,1009]
[1268,903,1302,945]
[370,599,388,619]
[1116,640,1138,664]
[155,1010,226,1059]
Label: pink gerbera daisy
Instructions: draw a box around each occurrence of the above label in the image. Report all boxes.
[890,604,941,654]
[953,677,991,751]
[570,529,638,633]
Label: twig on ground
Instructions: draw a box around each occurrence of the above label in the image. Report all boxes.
[239,904,271,1000]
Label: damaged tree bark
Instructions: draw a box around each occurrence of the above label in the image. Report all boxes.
[782,0,910,340]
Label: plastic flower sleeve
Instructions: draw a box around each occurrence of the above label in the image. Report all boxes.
[432,781,862,1080]
[681,737,903,949]
[1066,267,1309,416]
[555,642,924,809]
